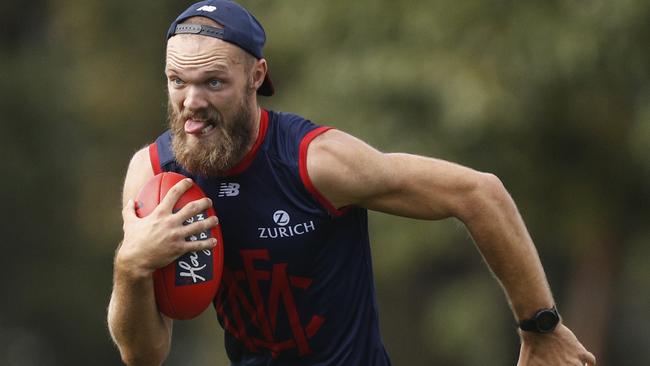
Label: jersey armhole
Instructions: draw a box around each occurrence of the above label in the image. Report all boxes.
[148,142,162,175]
[299,126,348,217]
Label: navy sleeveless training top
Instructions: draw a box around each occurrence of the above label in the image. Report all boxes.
[150,109,391,366]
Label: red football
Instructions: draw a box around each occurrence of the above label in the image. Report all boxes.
[135,172,224,320]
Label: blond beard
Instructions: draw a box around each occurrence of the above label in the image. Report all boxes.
[168,98,254,178]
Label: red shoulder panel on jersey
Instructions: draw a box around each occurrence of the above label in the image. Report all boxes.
[149,142,162,175]
[299,126,347,217]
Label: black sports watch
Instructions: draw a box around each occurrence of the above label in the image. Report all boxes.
[519,307,560,333]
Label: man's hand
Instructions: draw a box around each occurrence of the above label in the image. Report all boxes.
[517,324,596,366]
[117,178,219,278]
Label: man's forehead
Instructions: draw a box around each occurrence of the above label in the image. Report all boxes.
[166,34,245,68]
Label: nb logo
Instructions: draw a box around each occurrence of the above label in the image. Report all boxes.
[273,210,290,226]
[218,182,240,197]
[196,5,217,12]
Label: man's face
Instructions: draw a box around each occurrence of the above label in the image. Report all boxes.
[165,33,256,177]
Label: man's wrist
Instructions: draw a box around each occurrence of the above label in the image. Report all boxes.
[114,245,155,281]
[518,306,561,333]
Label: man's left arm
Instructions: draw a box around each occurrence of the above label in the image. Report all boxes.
[306,129,596,366]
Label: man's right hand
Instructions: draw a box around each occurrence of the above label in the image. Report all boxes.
[116,177,219,279]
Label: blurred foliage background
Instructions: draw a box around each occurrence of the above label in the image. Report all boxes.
[1,0,649,365]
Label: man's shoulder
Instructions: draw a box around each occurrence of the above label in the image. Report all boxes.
[122,146,154,205]
[265,109,320,142]
[267,109,312,126]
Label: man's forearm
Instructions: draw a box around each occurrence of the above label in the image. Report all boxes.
[459,174,555,321]
[108,259,171,365]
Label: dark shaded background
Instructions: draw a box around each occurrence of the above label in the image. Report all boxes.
[1,0,649,365]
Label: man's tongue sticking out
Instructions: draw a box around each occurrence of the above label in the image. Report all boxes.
[185,119,209,135]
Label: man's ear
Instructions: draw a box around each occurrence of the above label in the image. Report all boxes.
[251,58,268,91]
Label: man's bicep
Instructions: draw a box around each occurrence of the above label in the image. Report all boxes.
[305,130,395,210]
[122,146,155,208]
[306,131,485,220]
[362,153,486,220]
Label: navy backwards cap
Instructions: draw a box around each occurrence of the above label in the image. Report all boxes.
[167,0,274,96]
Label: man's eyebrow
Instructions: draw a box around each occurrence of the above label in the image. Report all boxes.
[165,66,230,74]
[202,68,230,74]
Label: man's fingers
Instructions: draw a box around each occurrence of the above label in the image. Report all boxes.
[159,178,194,212]
[175,197,213,223]
[582,350,596,366]
[179,216,219,239]
[185,237,218,253]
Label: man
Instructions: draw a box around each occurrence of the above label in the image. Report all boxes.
[107,1,596,365]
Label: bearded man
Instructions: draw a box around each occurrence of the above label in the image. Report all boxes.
[107,1,596,365]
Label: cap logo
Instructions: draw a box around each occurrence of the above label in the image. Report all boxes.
[196,5,217,12]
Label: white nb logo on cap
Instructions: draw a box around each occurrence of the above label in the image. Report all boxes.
[197,5,217,12]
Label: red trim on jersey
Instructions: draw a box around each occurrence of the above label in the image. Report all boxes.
[299,126,347,217]
[224,108,269,176]
[148,142,162,175]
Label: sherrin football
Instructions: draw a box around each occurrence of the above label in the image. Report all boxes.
[135,172,224,320]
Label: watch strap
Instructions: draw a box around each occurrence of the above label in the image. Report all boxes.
[518,306,560,333]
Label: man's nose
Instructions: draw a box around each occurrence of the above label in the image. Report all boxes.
[183,85,209,110]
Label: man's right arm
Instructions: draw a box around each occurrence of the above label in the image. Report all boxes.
[107,147,218,365]
[108,147,170,366]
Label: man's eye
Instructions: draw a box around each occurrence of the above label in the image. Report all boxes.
[208,79,222,88]
[171,78,184,86]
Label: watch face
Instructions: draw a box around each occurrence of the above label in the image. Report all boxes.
[537,310,559,332]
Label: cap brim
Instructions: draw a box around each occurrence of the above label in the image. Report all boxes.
[258,71,274,96]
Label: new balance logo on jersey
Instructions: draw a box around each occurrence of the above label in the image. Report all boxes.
[218,183,240,197]
[196,5,217,12]
[258,210,316,239]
